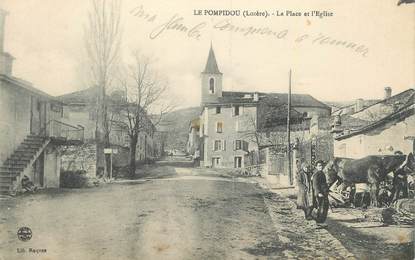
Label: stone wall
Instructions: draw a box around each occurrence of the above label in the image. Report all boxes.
[60,143,96,177]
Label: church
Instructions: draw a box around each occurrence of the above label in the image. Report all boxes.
[198,46,331,168]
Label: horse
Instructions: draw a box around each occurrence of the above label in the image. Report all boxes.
[324,153,412,207]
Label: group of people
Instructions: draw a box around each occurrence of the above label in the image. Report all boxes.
[296,160,330,224]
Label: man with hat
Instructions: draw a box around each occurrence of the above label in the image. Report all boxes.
[311,160,330,224]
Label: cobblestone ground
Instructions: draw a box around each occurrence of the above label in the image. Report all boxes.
[0,164,354,259]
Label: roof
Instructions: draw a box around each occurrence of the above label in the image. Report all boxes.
[0,74,54,99]
[206,91,330,109]
[329,99,380,113]
[337,114,371,130]
[57,87,98,104]
[352,88,415,115]
[202,45,221,74]
[335,102,415,140]
[266,92,330,108]
[58,87,126,105]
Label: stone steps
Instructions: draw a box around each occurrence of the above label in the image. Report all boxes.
[0,135,49,195]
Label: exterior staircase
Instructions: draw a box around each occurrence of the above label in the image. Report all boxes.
[0,135,50,195]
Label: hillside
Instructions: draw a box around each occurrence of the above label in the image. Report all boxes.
[158,106,201,151]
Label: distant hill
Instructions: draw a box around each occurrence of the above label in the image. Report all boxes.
[157,106,201,151]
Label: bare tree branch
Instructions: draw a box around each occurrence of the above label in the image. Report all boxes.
[112,51,174,177]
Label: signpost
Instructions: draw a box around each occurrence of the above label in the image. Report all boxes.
[103,148,117,180]
[287,69,293,186]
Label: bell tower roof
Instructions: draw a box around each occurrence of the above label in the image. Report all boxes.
[202,45,222,74]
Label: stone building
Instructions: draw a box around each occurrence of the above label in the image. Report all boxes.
[0,9,83,194]
[57,87,158,176]
[333,88,415,158]
[198,46,331,169]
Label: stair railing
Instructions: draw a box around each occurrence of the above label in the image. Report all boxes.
[39,120,84,142]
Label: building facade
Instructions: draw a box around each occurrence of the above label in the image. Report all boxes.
[198,46,331,169]
[333,88,415,158]
[0,9,83,194]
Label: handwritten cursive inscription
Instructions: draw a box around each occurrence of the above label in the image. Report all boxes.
[150,14,206,40]
[130,5,369,57]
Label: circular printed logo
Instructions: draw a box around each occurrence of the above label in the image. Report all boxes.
[17,227,32,242]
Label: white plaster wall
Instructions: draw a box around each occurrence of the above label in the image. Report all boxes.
[44,147,60,188]
[0,80,31,164]
[204,104,257,168]
[334,115,415,158]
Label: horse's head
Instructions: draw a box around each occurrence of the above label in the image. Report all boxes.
[380,154,407,174]
[324,159,339,187]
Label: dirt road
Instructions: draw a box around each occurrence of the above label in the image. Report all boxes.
[1,165,350,259]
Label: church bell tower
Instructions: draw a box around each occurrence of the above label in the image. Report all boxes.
[201,45,222,105]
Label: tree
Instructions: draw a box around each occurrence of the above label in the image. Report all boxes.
[116,51,173,178]
[84,0,122,177]
[240,97,308,166]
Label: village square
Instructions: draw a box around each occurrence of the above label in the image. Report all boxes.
[0,1,414,259]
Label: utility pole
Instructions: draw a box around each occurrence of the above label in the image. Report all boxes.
[287,69,292,186]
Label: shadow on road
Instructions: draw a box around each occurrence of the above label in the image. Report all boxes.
[326,217,414,259]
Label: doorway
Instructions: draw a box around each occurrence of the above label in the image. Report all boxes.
[30,96,47,135]
[33,152,44,187]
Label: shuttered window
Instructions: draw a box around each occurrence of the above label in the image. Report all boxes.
[216,122,223,133]
[213,140,226,151]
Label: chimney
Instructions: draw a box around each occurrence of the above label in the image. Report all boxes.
[355,98,364,112]
[0,9,8,53]
[0,9,13,76]
[384,87,392,99]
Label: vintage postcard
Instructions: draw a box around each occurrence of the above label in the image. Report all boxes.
[0,0,414,259]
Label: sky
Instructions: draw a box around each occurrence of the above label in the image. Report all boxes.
[1,0,414,108]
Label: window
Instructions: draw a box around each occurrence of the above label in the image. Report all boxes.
[214,140,226,151]
[216,106,221,114]
[212,157,221,167]
[234,106,239,116]
[234,157,242,168]
[235,140,242,150]
[216,122,223,133]
[233,105,242,116]
[214,140,222,151]
[209,78,215,94]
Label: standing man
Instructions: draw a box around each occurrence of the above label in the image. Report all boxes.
[297,162,314,220]
[312,160,330,224]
